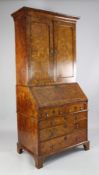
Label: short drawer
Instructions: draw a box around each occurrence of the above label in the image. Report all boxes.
[40,129,87,155]
[66,102,87,113]
[73,111,87,122]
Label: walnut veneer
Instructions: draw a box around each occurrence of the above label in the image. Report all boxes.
[12,7,90,169]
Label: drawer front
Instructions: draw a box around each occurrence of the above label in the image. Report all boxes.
[39,115,73,129]
[39,118,87,142]
[39,111,87,130]
[39,102,87,120]
[40,129,87,155]
[73,111,87,122]
[67,103,87,113]
[40,123,73,142]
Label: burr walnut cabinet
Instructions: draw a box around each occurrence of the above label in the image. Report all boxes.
[12,7,90,168]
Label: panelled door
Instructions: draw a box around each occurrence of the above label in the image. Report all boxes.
[28,16,76,85]
[53,20,76,83]
[28,16,54,85]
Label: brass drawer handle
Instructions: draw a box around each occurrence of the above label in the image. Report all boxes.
[45,113,49,118]
[59,111,63,115]
[80,107,83,110]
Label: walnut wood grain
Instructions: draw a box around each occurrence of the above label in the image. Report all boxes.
[39,111,87,129]
[12,7,78,86]
[53,21,76,82]
[40,129,87,155]
[12,7,89,169]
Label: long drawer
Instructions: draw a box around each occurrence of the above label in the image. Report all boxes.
[39,102,87,120]
[39,111,87,130]
[39,119,87,142]
[40,129,87,155]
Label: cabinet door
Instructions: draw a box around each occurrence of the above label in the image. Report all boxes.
[28,17,54,85]
[53,21,76,83]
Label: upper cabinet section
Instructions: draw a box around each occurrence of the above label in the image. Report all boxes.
[12,7,79,86]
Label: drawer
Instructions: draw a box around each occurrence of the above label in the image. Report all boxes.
[67,102,87,113]
[39,122,74,142]
[39,111,87,130]
[39,118,87,142]
[39,102,87,120]
[73,111,87,122]
[40,129,87,155]
[39,115,74,129]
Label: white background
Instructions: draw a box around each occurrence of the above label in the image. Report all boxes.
[0,0,99,175]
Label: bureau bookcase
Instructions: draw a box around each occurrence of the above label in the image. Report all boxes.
[12,7,90,168]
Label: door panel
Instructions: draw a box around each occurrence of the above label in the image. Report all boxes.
[29,18,54,85]
[54,21,76,83]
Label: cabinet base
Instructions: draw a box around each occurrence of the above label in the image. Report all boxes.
[17,141,90,169]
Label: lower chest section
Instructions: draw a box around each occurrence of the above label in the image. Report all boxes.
[38,102,88,155]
